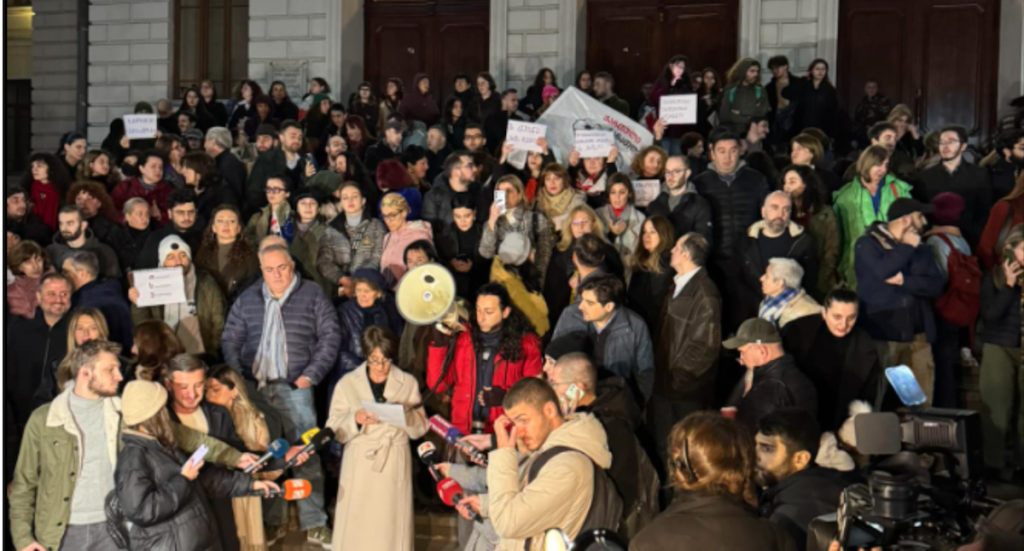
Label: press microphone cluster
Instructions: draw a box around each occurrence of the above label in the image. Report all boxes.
[244,438,289,473]
[417,442,482,523]
[429,415,488,467]
[281,428,335,471]
[249,479,312,501]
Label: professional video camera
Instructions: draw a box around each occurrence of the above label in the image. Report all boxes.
[810,366,1006,551]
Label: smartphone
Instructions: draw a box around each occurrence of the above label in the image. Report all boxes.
[562,384,585,413]
[186,444,209,468]
[494,190,507,215]
[305,153,317,170]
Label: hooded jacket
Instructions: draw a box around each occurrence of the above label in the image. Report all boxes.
[832,174,913,289]
[632,492,795,551]
[484,414,613,551]
[45,228,123,280]
[398,74,441,127]
[718,58,771,134]
[693,166,770,260]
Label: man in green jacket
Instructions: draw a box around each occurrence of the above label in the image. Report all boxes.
[719,58,771,134]
[9,340,255,551]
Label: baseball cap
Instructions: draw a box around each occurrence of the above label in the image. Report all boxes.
[183,128,204,141]
[886,198,935,222]
[722,318,781,349]
[256,123,278,138]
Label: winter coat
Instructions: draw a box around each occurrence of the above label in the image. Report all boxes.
[693,167,771,259]
[553,305,655,403]
[436,222,488,303]
[854,222,946,343]
[363,140,402,174]
[245,148,308,216]
[853,93,893,136]
[978,197,1023,269]
[626,251,675,338]
[643,186,715,247]
[468,92,502,125]
[111,177,176,225]
[381,220,433,284]
[479,207,554,277]
[4,309,70,431]
[718,61,771,134]
[290,220,331,297]
[832,174,913,289]
[334,296,405,376]
[596,204,646,259]
[977,271,1022,349]
[108,225,152,276]
[5,213,53,246]
[422,177,482,230]
[73,278,134,350]
[727,355,818,434]
[348,99,380,138]
[485,414,612,551]
[801,205,840,300]
[759,468,856,551]
[654,268,722,403]
[601,94,631,117]
[6,273,45,320]
[915,161,993,245]
[245,202,293,248]
[578,377,644,511]
[195,239,260,305]
[648,76,695,139]
[631,492,795,551]
[490,258,550,337]
[130,268,227,358]
[783,77,840,137]
[194,183,239,226]
[317,214,387,289]
[771,289,822,329]
[45,229,123,280]
[542,246,623,332]
[326,365,429,551]
[9,386,244,551]
[214,150,247,209]
[116,431,252,551]
[426,330,543,435]
[398,74,441,127]
[735,221,819,320]
[222,277,342,384]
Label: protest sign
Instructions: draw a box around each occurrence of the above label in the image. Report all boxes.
[659,94,698,125]
[574,129,615,158]
[124,114,158,139]
[133,268,187,308]
[633,180,661,208]
[506,120,546,153]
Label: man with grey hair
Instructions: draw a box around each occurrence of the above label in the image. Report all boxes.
[758,257,821,329]
[109,197,153,273]
[205,126,248,208]
[222,242,340,547]
[62,251,134,349]
[736,189,819,322]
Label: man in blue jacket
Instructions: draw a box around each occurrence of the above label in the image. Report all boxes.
[853,198,946,405]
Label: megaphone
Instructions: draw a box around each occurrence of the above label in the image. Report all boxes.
[395,263,462,327]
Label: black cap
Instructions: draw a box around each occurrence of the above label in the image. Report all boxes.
[256,123,278,138]
[291,189,323,209]
[886,198,935,222]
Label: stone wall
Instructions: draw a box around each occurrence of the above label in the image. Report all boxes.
[501,0,563,94]
[758,0,821,75]
[247,0,329,96]
[8,6,33,80]
[31,0,79,152]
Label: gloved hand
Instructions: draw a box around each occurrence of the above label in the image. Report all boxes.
[477,386,507,408]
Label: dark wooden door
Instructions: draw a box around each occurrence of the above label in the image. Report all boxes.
[364,0,488,105]
[586,0,740,108]
[837,0,999,139]
[5,80,31,175]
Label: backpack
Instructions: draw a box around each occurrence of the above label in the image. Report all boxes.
[523,446,624,550]
[933,233,981,326]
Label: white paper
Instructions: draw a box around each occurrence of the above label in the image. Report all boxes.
[659,94,698,125]
[575,129,615,158]
[124,114,158,140]
[633,179,662,208]
[133,268,187,307]
[361,401,407,428]
[506,120,547,153]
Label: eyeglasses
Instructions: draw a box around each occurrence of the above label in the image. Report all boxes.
[367,357,391,367]
[382,211,405,220]
[266,188,287,195]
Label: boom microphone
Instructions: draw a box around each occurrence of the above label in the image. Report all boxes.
[244,438,289,473]
[249,479,312,500]
[281,429,335,470]
[429,415,488,466]
[417,442,482,522]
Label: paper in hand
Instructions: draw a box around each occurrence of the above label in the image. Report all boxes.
[360,401,408,428]
[133,268,187,307]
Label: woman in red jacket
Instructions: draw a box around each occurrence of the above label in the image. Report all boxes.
[426,282,542,435]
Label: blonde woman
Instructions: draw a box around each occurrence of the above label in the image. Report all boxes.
[34,308,112,404]
[380,192,433,284]
[479,175,554,277]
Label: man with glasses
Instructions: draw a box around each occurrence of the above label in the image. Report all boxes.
[646,155,714,243]
[246,120,311,218]
[915,124,992,244]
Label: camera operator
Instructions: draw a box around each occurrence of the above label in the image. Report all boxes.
[756,409,856,551]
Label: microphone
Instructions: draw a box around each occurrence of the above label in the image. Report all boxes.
[280,428,335,471]
[243,438,289,474]
[417,442,444,482]
[249,479,312,500]
[416,442,481,523]
[429,415,488,467]
[300,428,321,445]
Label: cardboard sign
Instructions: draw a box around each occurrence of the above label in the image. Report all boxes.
[574,129,615,158]
[506,120,547,153]
[659,94,698,125]
[633,179,661,208]
[124,114,158,139]
[133,268,186,307]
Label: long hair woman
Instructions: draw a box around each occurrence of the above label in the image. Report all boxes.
[131,319,185,382]
[626,215,676,336]
[195,204,260,303]
[34,308,111,405]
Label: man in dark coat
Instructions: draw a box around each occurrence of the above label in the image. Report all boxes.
[781,289,883,431]
[364,120,404,174]
[914,125,993,245]
[724,318,818,434]
[483,89,527,155]
[62,250,134,350]
[6,185,53,245]
[988,130,1023,200]
[246,121,310,217]
[136,189,205,269]
[645,155,714,245]
[205,127,249,207]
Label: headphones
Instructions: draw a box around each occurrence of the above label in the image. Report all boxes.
[674,437,699,484]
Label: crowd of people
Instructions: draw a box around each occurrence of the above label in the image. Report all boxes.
[5,52,1024,551]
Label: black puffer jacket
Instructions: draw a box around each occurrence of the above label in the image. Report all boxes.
[977,271,1022,349]
[692,166,770,259]
[115,431,252,551]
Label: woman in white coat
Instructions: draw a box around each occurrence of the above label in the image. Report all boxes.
[327,325,429,551]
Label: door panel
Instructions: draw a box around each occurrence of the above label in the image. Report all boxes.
[436,20,490,101]
[663,1,738,78]
[366,20,427,101]
[837,0,912,111]
[586,4,660,106]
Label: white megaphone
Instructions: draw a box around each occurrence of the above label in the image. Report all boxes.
[395,263,464,329]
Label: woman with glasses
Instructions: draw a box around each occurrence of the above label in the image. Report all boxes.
[380,193,433,285]
[245,174,296,246]
[326,326,428,551]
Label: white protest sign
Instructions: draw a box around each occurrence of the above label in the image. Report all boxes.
[123,114,158,140]
[633,180,661,208]
[506,120,546,153]
[659,94,698,125]
[133,268,187,307]
[574,129,614,158]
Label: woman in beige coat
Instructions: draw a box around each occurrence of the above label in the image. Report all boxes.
[327,326,429,551]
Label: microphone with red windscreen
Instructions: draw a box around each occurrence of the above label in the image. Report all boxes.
[417,442,482,522]
[249,479,312,500]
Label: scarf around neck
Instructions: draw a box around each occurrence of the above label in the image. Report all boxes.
[759,287,799,326]
[253,275,301,386]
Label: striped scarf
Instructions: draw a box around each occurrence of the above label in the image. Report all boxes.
[759,287,799,326]
[252,275,301,387]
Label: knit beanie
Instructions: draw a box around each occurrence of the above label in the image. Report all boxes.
[158,235,192,265]
[121,381,168,426]
[498,232,531,267]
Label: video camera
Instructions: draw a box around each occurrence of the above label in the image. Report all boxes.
[811,366,1004,551]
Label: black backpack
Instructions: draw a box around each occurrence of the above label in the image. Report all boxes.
[522,446,623,550]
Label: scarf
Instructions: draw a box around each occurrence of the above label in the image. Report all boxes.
[759,287,799,326]
[537,187,576,222]
[164,267,198,330]
[578,172,606,196]
[253,275,301,386]
[31,181,60,232]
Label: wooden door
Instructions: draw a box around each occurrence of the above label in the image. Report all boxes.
[5,80,31,175]
[365,3,430,100]
[585,2,660,106]
[662,0,739,78]
[434,2,491,102]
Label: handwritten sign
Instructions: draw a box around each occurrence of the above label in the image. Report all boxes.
[133,268,186,308]
[659,94,698,125]
[574,130,614,158]
[506,120,546,153]
[270,61,309,102]
[633,179,661,208]
[123,114,157,140]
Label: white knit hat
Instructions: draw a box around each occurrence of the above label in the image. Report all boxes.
[158,234,192,264]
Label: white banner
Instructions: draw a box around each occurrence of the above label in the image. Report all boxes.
[124,114,158,140]
[133,268,186,307]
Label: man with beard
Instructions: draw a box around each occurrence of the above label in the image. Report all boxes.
[988,130,1024,200]
[756,409,854,551]
[246,120,310,216]
[136,189,205,269]
[5,185,52,245]
[323,134,348,170]
[854,199,945,405]
[735,191,819,322]
[483,89,527,153]
[645,155,714,243]
[45,205,121,279]
[915,125,993,244]
[423,150,477,230]
[782,289,882,431]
